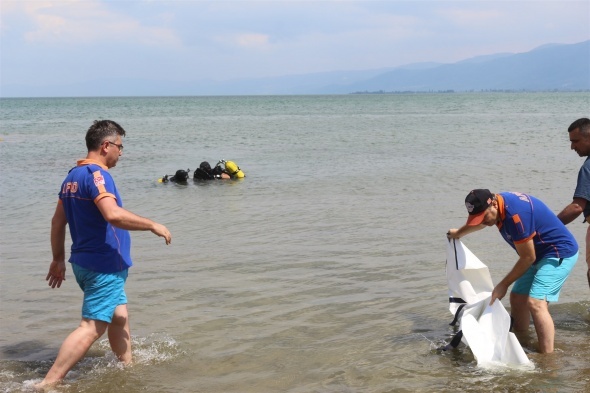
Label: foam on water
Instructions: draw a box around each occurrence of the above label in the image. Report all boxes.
[12,334,183,392]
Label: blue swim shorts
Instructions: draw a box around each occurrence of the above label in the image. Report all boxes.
[72,263,128,323]
[511,252,578,302]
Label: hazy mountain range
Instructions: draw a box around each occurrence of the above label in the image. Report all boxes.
[2,40,588,97]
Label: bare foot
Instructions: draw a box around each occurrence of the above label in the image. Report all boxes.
[33,379,60,391]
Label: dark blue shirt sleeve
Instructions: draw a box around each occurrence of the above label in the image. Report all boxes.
[574,158,590,218]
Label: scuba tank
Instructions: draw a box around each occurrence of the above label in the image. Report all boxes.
[217,160,245,179]
[223,160,245,178]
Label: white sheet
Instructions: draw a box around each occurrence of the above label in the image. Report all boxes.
[446,239,532,367]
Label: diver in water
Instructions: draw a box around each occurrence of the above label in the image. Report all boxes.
[161,169,190,183]
[160,161,244,183]
[193,161,230,180]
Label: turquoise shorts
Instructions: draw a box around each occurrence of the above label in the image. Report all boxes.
[511,252,578,302]
[72,263,128,323]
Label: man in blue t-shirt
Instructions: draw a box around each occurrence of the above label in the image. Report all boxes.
[557,117,590,290]
[448,189,578,354]
[36,120,172,389]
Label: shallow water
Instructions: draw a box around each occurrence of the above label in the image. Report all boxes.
[1,93,589,392]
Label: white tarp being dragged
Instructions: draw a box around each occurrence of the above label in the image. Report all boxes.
[444,239,532,368]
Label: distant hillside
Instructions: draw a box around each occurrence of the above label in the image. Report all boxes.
[1,41,588,97]
[335,40,589,94]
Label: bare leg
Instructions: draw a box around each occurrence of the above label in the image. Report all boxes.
[509,292,531,331]
[528,297,554,353]
[35,319,108,388]
[108,304,132,364]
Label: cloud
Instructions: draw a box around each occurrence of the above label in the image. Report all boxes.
[437,7,503,27]
[1,0,588,88]
[220,32,272,50]
[3,0,180,47]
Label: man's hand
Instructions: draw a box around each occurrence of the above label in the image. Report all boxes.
[490,282,509,305]
[488,240,535,306]
[46,260,66,288]
[447,229,460,239]
[151,223,172,245]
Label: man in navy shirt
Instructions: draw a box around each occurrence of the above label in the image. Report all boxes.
[37,120,172,389]
[448,189,578,353]
[557,117,590,290]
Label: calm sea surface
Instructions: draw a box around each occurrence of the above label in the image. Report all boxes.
[1,93,589,392]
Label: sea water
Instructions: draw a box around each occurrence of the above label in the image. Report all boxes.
[1,93,589,392]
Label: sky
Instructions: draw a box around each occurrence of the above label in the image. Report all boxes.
[1,0,589,89]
